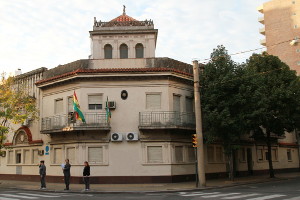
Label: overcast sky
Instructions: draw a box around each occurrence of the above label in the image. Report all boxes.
[0,0,269,75]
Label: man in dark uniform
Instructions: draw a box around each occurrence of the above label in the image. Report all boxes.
[39,160,46,189]
[63,159,71,190]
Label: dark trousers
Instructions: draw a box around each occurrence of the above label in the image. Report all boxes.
[83,176,90,189]
[64,175,70,189]
[40,175,46,188]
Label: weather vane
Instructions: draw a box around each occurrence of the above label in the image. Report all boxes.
[123,5,126,15]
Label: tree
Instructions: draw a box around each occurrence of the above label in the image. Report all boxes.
[200,45,249,181]
[0,74,38,152]
[245,53,300,178]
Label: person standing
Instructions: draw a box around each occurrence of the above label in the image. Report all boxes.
[83,161,90,191]
[39,160,46,189]
[63,159,71,190]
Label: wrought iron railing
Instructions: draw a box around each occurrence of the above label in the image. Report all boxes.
[139,111,195,129]
[41,112,110,132]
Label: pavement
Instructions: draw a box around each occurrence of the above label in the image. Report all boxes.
[0,172,300,194]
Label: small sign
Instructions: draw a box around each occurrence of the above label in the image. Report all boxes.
[45,145,50,155]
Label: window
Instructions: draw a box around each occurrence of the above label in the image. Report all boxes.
[146,93,161,109]
[88,95,103,110]
[186,97,194,113]
[135,43,144,58]
[53,148,62,164]
[104,44,113,59]
[66,147,75,164]
[187,147,195,162]
[68,96,73,112]
[207,146,214,163]
[257,149,263,161]
[215,146,224,162]
[88,147,103,164]
[287,149,292,161]
[173,95,181,112]
[240,148,246,162]
[16,150,22,164]
[296,49,300,53]
[55,99,63,114]
[147,146,163,163]
[272,149,278,161]
[120,44,128,59]
[174,146,184,163]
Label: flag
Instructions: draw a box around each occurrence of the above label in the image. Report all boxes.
[105,96,111,123]
[73,91,86,123]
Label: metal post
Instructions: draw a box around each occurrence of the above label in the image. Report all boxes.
[194,147,199,187]
[192,60,206,187]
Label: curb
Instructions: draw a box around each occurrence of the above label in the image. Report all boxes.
[0,177,291,194]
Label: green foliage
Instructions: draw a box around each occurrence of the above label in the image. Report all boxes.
[0,74,38,151]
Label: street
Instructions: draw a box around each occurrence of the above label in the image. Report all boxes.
[1,177,300,200]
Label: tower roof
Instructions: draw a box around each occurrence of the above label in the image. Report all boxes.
[109,14,137,22]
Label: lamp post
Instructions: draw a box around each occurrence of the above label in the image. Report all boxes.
[192,60,206,187]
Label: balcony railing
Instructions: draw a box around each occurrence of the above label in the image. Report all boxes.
[41,112,110,133]
[139,111,196,130]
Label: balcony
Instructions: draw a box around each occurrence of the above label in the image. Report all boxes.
[41,112,110,134]
[260,38,266,46]
[259,27,265,35]
[258,16,264,24]
[139,111,195,130]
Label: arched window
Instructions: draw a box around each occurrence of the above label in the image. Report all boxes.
[104,44,112,59]
[120,44,128,59]
[135,43,144,58]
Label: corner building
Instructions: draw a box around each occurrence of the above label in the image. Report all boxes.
[0,10,299,184]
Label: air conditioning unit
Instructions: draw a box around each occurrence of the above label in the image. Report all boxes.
[38,150,44,155]
[126,132,138,141]
[0,151,6,157]
[111,133,123,142]
[107,101,116,109]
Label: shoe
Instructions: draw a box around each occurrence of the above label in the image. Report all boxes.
[42,187,46,190]
[64,188,69,190]
[85,189,89,191]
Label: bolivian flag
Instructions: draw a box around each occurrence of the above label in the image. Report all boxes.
[73,91,86,123]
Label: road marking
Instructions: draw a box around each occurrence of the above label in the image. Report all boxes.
[246,194,286,200]
[283,197,300,200]
[0,194,38,199]
[18,193,60,198]
[202,193,240,198]
[222,193,261,199]
[0,197,20,200]
[181,192,220,197]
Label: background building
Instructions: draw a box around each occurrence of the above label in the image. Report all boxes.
[258,0,300,74]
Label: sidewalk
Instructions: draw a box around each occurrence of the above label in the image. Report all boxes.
[0,172,299,193]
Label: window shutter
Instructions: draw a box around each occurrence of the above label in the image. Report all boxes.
[104,44,113,59]
[88,147,103,163]
[186,97,193,113]
[146,94,161,109]
[207,146,214,163]
[120,44,128,59]
[147,146,163,163]
[135,43,144,58]
[24,150,30,164]
[188,147,195,162]
[55,99,63,114]
[175,146,183,163]
[88,95,102,104]
[33,150,39,164]
[68,97,73,112]
[54,148,62,164]
[173,95,181,112]
[8,151,13,164]
[67,147,75,163]
[215,146,223,162]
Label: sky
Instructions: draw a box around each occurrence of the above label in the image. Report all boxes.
[0,0,269,75]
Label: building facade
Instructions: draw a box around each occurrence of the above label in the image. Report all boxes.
[258,0,300,74]
[0,10,299,184]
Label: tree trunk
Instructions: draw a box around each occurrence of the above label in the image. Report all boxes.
[266,129,275,178]
[227,150,235,181]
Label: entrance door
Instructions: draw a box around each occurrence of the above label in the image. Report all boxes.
[247,148,253,175]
